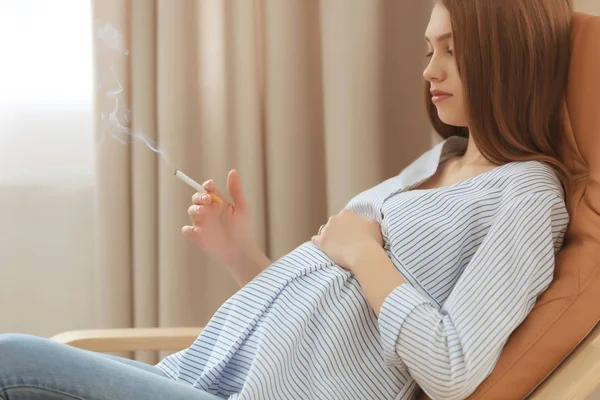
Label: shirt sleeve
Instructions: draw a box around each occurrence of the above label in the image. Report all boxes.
[377,191,569,400]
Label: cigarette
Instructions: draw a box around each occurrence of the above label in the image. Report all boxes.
[174,169,224,205]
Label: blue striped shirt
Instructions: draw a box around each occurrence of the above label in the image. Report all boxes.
[157,136,569,400]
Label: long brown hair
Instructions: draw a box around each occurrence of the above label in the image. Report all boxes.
[426,0,573,197]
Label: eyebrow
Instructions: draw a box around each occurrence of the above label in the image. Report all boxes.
[425,32,452,43]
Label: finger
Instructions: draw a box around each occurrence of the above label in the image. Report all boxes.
[203,180,231,207]
[202,179,228,203]
[182,225,200,237]
[227,169,248,212]
[188,204,211,225]
[192,192,213,206]
[221,198,235,219]
[318,224,326,235]
[208,192,224,205]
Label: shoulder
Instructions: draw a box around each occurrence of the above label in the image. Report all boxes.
[493,162,569,235]
[497,161,565,201]
[481,161,568,231]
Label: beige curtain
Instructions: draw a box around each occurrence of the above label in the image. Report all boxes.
[92,0,433,363]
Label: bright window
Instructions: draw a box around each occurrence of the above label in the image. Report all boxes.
[0,0,94,183]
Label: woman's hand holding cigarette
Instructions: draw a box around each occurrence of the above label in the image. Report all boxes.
[183,169,271,286]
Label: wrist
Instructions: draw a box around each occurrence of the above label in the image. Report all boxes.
[349,242,405,316]
[226,241,271,286]
[348,240,386,272]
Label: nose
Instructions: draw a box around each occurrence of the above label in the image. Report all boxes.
[423,55,446,83]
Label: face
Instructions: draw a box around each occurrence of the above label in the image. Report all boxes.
[424,2,468,127]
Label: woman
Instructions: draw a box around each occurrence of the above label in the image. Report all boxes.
[0,1,572,399]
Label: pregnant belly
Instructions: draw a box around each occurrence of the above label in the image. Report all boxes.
[234,244,405,399]
[246,242,379,358]
[180,243,404,399]
[160,241,406,399]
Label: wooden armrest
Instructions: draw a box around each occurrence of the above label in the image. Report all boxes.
[52,324,600,398]
[51,327,204,353]
[528,321,600,399]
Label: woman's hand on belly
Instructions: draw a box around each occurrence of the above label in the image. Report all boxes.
[311,209,384,270]
[310,209,406,316]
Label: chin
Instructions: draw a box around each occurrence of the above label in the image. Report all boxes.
[436,109,467,127]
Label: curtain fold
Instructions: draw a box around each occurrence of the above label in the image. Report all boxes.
[262,0,328,255]
[130,0,159,363]
[93,0,432,362]
[93,0,133,333]
[319,0,389,215]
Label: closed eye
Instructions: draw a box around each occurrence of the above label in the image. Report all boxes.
[426,49,452,59]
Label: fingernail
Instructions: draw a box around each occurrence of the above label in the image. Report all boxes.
[201,194,209,201]
[196,206,202,213]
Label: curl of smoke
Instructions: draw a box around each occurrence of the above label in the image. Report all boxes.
[96,21,129,56]
[96,21,174,168]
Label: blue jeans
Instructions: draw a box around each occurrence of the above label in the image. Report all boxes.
[0,334,225,400]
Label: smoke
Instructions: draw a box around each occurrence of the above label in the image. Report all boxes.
[96,21,174,168]
[96,22,129,56]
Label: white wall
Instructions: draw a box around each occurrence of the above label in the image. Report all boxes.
[0,106,96,338]
[0,1,96,338]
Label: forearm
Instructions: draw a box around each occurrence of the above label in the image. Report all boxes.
[350,243,406,317]
[226,242,272,288]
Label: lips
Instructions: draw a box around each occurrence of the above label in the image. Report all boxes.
[430,89,453,104]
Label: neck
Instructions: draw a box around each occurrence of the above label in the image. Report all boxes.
[457,134,491,167]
